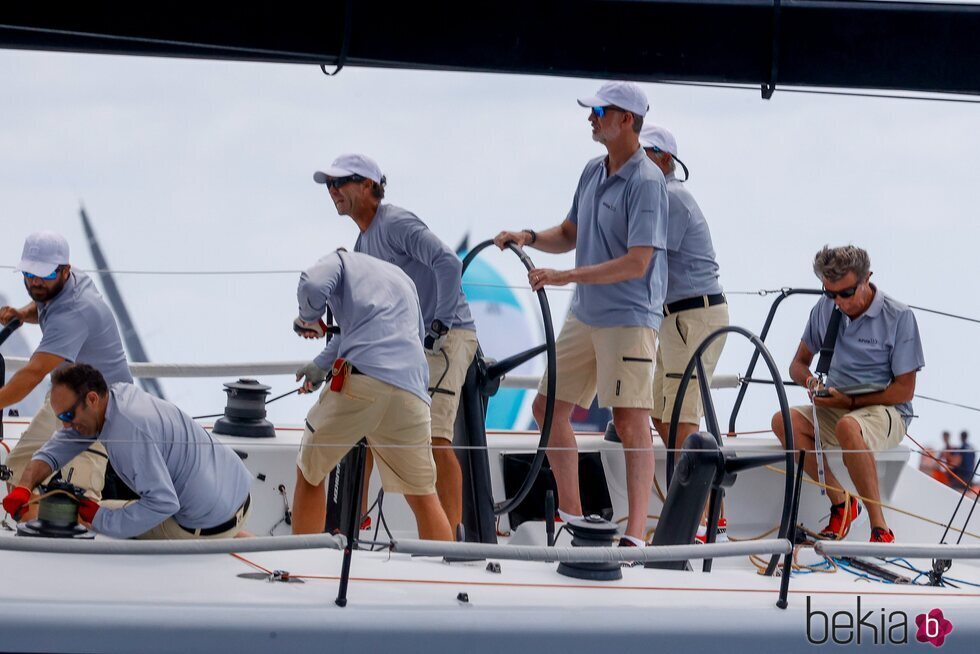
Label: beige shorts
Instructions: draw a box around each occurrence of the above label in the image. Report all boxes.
[427,328,479,440]
[791,404,907,450]
[100,497,251,540]
[6,394,107,501]
[298,373,436,495]
[538,315,657,409]
[651,303,730,424]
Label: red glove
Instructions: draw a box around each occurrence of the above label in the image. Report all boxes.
[2,486,31,520]
[77,497,100,524]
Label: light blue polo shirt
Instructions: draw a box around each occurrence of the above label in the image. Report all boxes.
[567,147,669,330]
[802,287,925,425]
[36,272,133,385]
[663,174,723,304]
[34,383,252,539]
[354,203,476,331]
[298,250,430,404]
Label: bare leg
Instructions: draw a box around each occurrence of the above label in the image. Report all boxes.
[614,407,654,541]
[771,412,846,505]
[532,394,580,515]
[404,493,453,541]
[292,465,327,535]
[432,436,462,534]
[836,417,888,530]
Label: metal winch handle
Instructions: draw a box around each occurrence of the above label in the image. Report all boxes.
[461,240,556,516]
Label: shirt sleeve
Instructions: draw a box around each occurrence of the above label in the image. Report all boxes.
[297,255,343,322]
[91,428,181,539]
[626,177,667,249]
[665,191,690,252]
[801,301,827,355]
[32,428,93,473]
[388,217,462,327]
[891,309,926,377]
[314,334,341,371]
[37,308,89,362]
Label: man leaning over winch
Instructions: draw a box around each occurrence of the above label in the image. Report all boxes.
[771,245,924,543]
[0,231,133,517]
[3,364,253,539]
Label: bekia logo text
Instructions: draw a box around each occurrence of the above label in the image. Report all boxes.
[806,596,953,647]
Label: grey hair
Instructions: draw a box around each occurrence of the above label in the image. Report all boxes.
[812,245,871,282]
[631,113,644,134]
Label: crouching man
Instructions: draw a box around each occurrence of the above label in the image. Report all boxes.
[2,364,252,540]
[772,245,924,543]
[291,249,453,541]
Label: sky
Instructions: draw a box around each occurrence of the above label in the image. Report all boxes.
[1,48,979,452]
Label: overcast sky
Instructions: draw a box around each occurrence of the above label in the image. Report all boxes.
[1,48,979,450]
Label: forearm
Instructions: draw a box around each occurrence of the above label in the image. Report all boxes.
[15,459,54,491]
[790,361,815,388]
[19,303,38,325]
[850,381,914,410]
[0,367,46,409]
[530,225,576,254]
[566,252,649,285]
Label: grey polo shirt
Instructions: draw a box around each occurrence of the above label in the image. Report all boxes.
[354,204,476,331]
[802,287,925,426]
[298,250,430,404]
[36,272,133,385]
[567,147,669,330]
[663,174,723,304]
[34,383,252,539]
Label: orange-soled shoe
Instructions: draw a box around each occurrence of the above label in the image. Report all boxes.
[360,515,372,530]
[818,497,861,540]
[694,517,728,544]
[870,527,895,543]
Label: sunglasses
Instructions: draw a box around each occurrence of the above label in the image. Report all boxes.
[323,174,366,190]
[822,284,860,299]
[56,395,87,423]
[23,269,60,281]
[591,106,625,118]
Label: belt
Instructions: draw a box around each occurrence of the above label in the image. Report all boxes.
[664,293,726,316]
[350,365,364,375]
[179,494,250,537]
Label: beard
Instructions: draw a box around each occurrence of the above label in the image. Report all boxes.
[25,275,67,302]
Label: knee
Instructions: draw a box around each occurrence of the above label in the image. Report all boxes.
[531,394,548,422]
[771,412,786,441]
[835,417,866,450]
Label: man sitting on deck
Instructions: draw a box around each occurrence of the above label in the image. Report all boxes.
[771,245,924,543]
[3,364,252,539]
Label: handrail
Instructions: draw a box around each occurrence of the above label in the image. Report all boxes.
[0,532,346,555]
[814,541,980,559]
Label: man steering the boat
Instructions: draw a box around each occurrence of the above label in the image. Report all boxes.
[640,125,730,543]
[3,363,252,539]
[771,245,924,543]
[292,249,453,541]
[314,154,477,538]
[494,81,668,547]
[0,231,132,519]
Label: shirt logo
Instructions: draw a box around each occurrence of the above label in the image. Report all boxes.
[858,337,879,345]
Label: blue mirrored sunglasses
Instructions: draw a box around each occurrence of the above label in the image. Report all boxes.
[591,106,625,118]
[22,269,60,281]
[56,396,86,423]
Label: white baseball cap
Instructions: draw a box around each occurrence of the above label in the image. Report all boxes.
[313,153,384,185]
[17,231,69,277]
[577,81,649,117]
[639,125,678,157]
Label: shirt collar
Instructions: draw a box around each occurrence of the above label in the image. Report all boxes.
[862,284,885,318]
[603,146,647,181]
[100,387,118,437]
[36,271,77,312]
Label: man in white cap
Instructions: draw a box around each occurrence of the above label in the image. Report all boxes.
[313,154,478,538]
[640,125,730,542]
[0,231,133,516]
[494,81,668,546]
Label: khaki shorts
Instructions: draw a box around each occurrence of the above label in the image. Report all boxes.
[651,303,730,424]
[100,497,251,540]
[791,404,907,450]
[427,328,478,440]
[538,315,657,409]
[298,374,436,495]
[6,394,107,501]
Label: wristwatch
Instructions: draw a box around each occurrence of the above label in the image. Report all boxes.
[430,319,449,336]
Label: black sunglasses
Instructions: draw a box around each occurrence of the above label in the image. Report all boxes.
[823,284,860,300]
[56,394,87,423]
[323,174,366,190]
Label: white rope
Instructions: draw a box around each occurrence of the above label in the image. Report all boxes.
[0,532,345,555]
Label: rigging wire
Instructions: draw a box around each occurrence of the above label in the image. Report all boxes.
[653,79,980,105]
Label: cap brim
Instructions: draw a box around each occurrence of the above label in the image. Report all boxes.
[17,260,59,277]
[576,95,603,108]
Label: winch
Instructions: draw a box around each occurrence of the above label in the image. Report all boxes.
[211,378,276,438]
[16,475,95,540]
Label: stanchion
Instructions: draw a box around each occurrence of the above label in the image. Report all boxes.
[335,440,367,608]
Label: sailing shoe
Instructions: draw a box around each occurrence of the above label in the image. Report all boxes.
[619,536,644,567]
[694,518,728,544]
[870,527,895,543]
[360,515,372,531]
[818,497,861,540]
